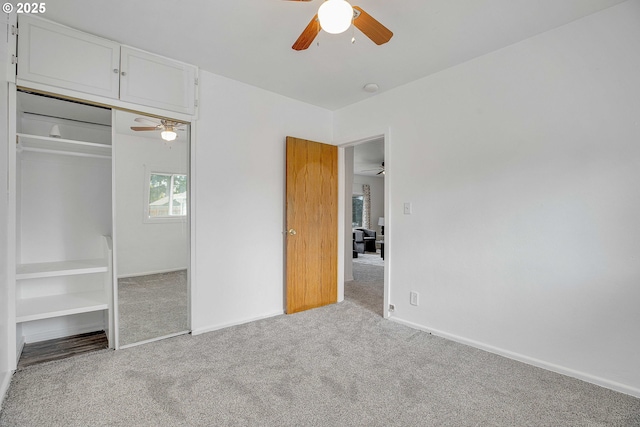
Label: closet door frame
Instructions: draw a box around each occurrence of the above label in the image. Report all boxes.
[111,109,193,350]
[6,85,195,362]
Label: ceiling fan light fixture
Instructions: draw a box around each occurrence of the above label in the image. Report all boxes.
[161,127,177,142]
[318,0,353,35]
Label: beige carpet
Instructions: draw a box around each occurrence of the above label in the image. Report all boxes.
[2,266,639,426]
[347,253,384,316]
[118,270,189,346]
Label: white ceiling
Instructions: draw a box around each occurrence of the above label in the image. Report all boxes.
[42,0,626,110]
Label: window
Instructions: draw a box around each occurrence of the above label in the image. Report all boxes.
[352,195,363,227]
[148,173,187,219]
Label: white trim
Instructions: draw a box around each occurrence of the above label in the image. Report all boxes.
[0,370,13,410]
[382,128,391,319]
[110,110,120,350]
[188,119,195,335]
[16,79,195,123]
[7,84,18,369]
[191,311,284,336]
[337,147,345,302]
[118,330,189,349]
[389,317,640,399]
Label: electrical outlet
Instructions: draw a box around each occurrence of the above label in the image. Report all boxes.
[410,291,419,306]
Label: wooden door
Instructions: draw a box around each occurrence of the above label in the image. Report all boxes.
[286,136,338,314]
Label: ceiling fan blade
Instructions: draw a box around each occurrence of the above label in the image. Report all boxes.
[134,117,161,125]
[352,6,393,45]
[292,14,320,51]
[130,126,159,131]
[376,170,384,175]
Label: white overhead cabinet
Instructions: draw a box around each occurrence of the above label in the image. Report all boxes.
[17,16,120,99]
[120,47,196,115]
[17,16,198,116]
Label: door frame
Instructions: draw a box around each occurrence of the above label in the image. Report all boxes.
[336,128,391,319]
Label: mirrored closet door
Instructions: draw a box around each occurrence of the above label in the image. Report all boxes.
[113,110,190,347]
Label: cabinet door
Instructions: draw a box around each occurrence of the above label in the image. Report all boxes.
[120,47,197,115]
[17,16,120,99]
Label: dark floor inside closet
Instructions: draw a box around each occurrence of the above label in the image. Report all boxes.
[17,331,108,369]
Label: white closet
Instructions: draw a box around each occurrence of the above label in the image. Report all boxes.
[7,13,197,367]
[14,92,114,351]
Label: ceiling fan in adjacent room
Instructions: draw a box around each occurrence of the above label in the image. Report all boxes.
[287,0,393,51]
[130,117,186,141]
[361,161,385,175]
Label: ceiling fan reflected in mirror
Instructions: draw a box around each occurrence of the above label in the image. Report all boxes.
[287,0,393,51]
[130,117,186,141]
[361,161,385,175]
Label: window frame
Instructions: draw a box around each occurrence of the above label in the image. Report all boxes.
[143,167,188,224]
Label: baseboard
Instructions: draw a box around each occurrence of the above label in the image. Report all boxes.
[118,268,187,279]
[191,310,284,336]
[22,322,105,344]
[0,370,13,410]
[389,316,640,399]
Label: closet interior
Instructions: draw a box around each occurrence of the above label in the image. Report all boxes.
[14,91,114,362]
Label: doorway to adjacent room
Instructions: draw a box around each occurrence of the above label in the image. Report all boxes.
[342,134,388,318]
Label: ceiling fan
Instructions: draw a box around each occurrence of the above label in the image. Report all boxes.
[287,0,393,51]
[130,117,186,141]
[361,161,385,175]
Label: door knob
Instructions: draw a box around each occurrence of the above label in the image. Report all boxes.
[288,229,297,236]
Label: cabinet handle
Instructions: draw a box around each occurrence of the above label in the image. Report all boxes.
[121,71,127,76]
[113,69,119,74]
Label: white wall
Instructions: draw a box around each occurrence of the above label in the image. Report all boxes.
[334,1,640,397]
[192,71,333,334]
[18,153,111,263]
[114,116,189,277]
[353,174,384,235]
